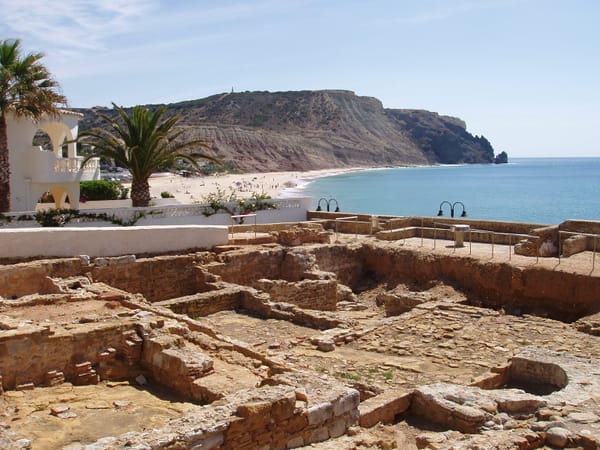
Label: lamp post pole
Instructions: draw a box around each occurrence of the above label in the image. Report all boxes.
[437,201,467,218]
[316,198,340,212]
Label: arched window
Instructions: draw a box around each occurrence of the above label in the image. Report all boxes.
[32,129,53,151]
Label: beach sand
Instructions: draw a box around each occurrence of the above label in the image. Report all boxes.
[143,168,365,204]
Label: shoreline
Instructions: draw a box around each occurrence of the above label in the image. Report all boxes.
[141,167,372,205]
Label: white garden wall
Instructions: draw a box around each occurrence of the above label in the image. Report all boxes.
[0,225,228,258]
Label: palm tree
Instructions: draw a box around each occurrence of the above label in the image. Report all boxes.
[0,38,67,212]
[79,103,221,206]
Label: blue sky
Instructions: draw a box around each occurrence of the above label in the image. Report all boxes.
[1,0,599,157]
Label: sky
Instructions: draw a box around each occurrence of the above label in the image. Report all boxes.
[1,0,599,157]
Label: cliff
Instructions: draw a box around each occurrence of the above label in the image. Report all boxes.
[78,90,500,172]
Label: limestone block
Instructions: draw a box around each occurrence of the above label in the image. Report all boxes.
[328,417,346,438]
[271,391,296,421]
[316,338,335,352]
[562,235,588,257]
[308,427,329,443]
[94,254,136,267]
[495,390,546,413]
[332,389,360,417]
[189,432,224,450]
[286,435,304,449]
[236,401,272,419]
[411,384,494,433]
[412,382,548,434]
[376,292,425,316]
[545,426,571,447]
[359,389,412,427]
[306,402,333,425]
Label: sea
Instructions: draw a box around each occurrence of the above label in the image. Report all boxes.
[286,158,600,225]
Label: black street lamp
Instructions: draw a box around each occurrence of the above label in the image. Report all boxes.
[437,201,467,218]
[316,198,340,212]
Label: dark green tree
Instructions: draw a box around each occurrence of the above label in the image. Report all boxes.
[79,103,220,206]
[0,38,67,211]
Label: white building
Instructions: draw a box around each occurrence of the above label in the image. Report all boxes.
[6,110,100,212]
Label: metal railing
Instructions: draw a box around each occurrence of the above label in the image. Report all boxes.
[334,216,359,240]
[558,230,599,270]
[430,222,541,262]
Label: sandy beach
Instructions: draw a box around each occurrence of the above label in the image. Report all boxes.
[144,167,367,204]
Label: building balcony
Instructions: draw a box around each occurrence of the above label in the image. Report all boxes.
[26,147,100,183]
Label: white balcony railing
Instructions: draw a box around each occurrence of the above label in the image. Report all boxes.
[27,146,100,183]
[54,157,100,174]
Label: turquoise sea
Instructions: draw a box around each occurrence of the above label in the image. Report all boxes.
[294,158,600,224]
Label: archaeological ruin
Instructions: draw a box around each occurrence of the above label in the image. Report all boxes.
[1,215,599,449]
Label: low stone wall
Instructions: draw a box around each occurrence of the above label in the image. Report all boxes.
[91,254,213,303]
[0,258,83,298]
[358,243,600,321]
[0,320,136,390]
[0,225,228,259]
[155,285,247,317]
[206,247,288,286]
[86,372,360,449]
[142,333,215,403]
[256,278,338,311]
[307,212,546,236]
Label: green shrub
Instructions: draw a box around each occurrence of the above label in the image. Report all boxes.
[238,192,276,213]
[80,180,128,201]
[161,191,175,198]
[200,187,236,216]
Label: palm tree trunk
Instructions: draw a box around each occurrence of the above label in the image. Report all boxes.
[131,177,151,207]
[0,114,11,212]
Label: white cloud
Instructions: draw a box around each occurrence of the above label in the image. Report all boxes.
[0,0,155,52]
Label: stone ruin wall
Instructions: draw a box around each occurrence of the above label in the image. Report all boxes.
[0,320,136,391]
[2,242,599,322]
[255,278,338,311]
[91,254,213,302]
[356,243,600,321]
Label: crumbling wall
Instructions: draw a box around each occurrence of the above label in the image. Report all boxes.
[155,286,247,318]
[82,373,360,450]
[310,245,364,289]
[207,248,287,286]
[91,254,211,302]
[256,279,338,311]
[141,333,215,403]
[0,258,82,298]
[0,321,136,390]
[358,243,600,321]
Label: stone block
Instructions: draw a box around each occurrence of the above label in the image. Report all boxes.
[286,435,304,449]
[306,402,333,425]
[332,389,360,416]
[308,427,329,444]
[284,413,309,433]
[189,432,224,450]
[376,292,425,316]
[562,235,588,257]
[236,401,272,418]
[359,389,412,428]
[271,392,296,421]
[328,417,346,438]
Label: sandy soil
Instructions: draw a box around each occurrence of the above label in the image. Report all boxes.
[141,167,368,204]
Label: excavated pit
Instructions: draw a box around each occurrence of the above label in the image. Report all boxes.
[0,237,599,449]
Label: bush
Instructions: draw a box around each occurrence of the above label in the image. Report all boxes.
[80,180,128,201]
[161,191,175,198]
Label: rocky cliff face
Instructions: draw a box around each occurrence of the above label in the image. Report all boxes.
[78,90,499,172]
